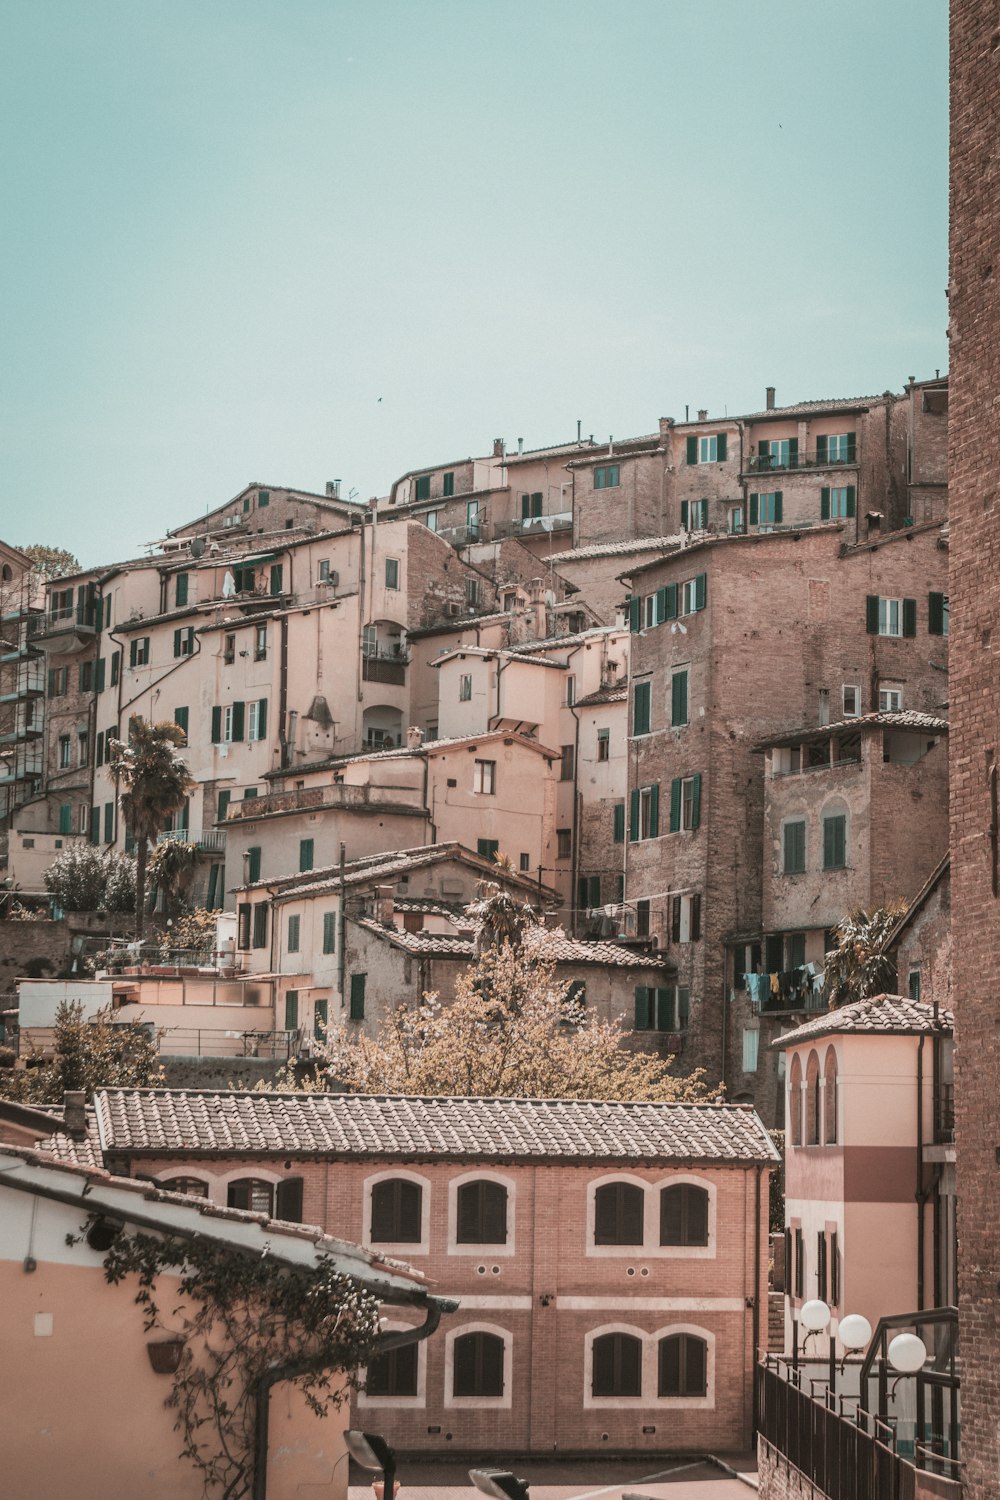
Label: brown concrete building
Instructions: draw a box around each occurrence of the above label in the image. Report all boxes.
[887,855,952,1011]
[947,4,1000,1496]
[43,1089,777,1459]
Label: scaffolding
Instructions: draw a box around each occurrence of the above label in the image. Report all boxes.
[0,545,45,828]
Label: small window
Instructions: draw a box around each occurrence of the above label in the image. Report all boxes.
[313,997,328,1040]
[299,838,314,872]
[698,435,719,463]
[162,1177,208,1198]
[783,820,806,874]
[323,911,336,954]
[594,464,621,490]
[842,684,860,718]
[224,633,236,664]
[879,685,903,712]
[252,903,268,948]
[287,914,300,953]
[729,505,744,534]
[254,623,267,660]
[556,828,572,860]
[565,676,576,707]
[366,1343,418,1398]
[679,574,707,616]
[425,509,439,532]
[633,680,651,736]
[473,759,496,795]
[594,1181,644,1245]
[58,734,71,769]
[560,744,575,780]
[415,475,431,501]
[385,558,400,590]
[370,1178,421,1242]
[442,471,455,497]
[597,727,610,760]
[258,490,270,507]
[822,813,847,870]
[228,1178,274,1214]
[742,1028,760,1073]
[350,972,366,1020]
[660,1183,709,1246]
[671,670,688,728]
[908,967,921,1002]
[878,597,902,637]
[591,1332,642,1397]
[658,1333,707,1397]
[519,852,531,872]
[456,1180,508,1244]
[824,1047,838,1144]
[477,838,499,862]
[459,673,472,701]
[453,1331,505,1398]
[318,559,330,582]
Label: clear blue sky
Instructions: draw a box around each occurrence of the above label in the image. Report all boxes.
[1,0,948,567]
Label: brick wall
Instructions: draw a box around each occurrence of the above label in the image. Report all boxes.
[893,863,952,1009]
[0,919,73,1002]
[948,4,1000,1498]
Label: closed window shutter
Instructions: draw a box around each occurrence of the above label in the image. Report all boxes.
[685,1335,707,1395]
[247,847,261,882]
[690,892,702,940]
[90,806,100,844]
[655,987,674,1031]
[176,573,188,606]
[211,705,223,744]
[669,777,682,832]
[629,596,641,632]
[818,1230,828,1300]
[231,701,245,741]
[634,986,651,1030]
[846,484,856,517]
[453,1334,480,1396]
[680,500,689,528]
[655,585,667,621]
[821,487,830,520]
[846,432,856,462]
[629,787,640,841]
[686,435,698,464]
[592,1334,616,1396]
[788,437,798,466]
[816,434,828,463]
[866,595,880,634]
[695,573,707,610]
[672,672,687,726]
[665,582,678,619]
[671,896,681,942]
[928,592,945,634]
[689,1185,709,1244]
[613,802,625,843]
[173,629,181,657]
[902,598,917,637]
[648,782,659,837]
[717,433,727,462]
[256,699,267,738]
[691,773,702,828]
[749,493,759,526]
[323,911,336,952]
[276,1177,304,1223]
[659,1335,682,1396]
[661,1185,683,1244]
[774,491,783,523]
[350,972,366,1019]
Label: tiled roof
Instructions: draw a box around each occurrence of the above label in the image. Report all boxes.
[756,711,949,751]
[574,684,628,707]
[92,1090,779,1165]
[355,919,670,970]
[547,535,680,564]
[392,897,466,918]
[430,646,566,670]
[246,840,557,904]
[771,994,953,1049]
[294,730,558,774]
[508,625,624,652]
[734,395,885,420]
[884,854,950,952]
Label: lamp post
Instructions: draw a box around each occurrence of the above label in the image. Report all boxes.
[344,1430,397,1500]
[794,1300,872,1397]
[469,1469,531,1500]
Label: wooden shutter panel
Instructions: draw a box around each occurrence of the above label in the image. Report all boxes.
[816,434,828,463]
[817,1230,828,1300]
[671,671,687,726]
[677,987,690,1030]
[717,433,727,461]
[211,706,222,743]
[659,1335,681,1396]
[648,782,659,837]
[482,1181,507,1242]
[173,629,181,657]
[821,487,830,520]
[671,896,682,943]
[592,1334,616,1396]
[691,773,702,828]
[686,435,698,464]
[613,802,625,842]
[680,500,689,529]
[629,787,640,841]
[690,892,702,941]
[669,777,682,832]
[903,598,917,637]
[629,596,641,632]
[846,432,856,462]
[256,699,267,739]
[655,585,667,621]
[661,1185,682,1243]
[634,986,651,1031]
[788,436,798,466]
[846,484,856,516]
[664,582,678,619]
[695,573,706,610]
[276,1178,304,1223]
[477,1333,504,1396]
[866,595,880,634]
[749,493,759,526]
[831,1231,840,1304]
[231,701,246,741]
[774,491,783,523]
[928,592,945,634]
[688,1185,708,1244]
[685,1335,707,1395]
[655,987,674,1031]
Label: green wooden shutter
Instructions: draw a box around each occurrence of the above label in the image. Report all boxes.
[774,491,783,523]
[846,485,856,516]
[758,439,769,466]
[866,595,880,634]
[671,671,687,727]
[902,598,917,638]
[256,698,267,739]
[634,986,651,1030]
[299,838,314,872]
[678,987,690,1030]
[680,500,689,529]
[231,701,245,741]
[788,437,798,467]
[211,706,222,743]
[846,432,856,462]
[175,573,189,607]
[655,586,667,622]
[749,494,759,526]
[633,681,650,736]
[129,638,138,667]
[58,804,72,835]
[323,911,336,953]
[95,657,106,692]
[669,777,682,833]
[716,433,727,462]
[174,706,188,737]
[103,802,114,844]
[629,787,640,842]
[664,582,678,619]
[206,863,220,910]
[691,772,702,828]
[173,629,181,657]
[656,988,675,1032]
[110,651,119,685]
[629,596,641,632]
[270,564,283,596]
[816,434,828,463]
[247,847,261,882]
[928,592,945,635]
[90,806,100,845]
[284,990,299,1029]
[349,973,366,1020]
[47,668,55,697]
[648,782,659,837]
[821,487,830,520]
[686,435,698,465]
[694,573,706,611]
[613,802,625,843]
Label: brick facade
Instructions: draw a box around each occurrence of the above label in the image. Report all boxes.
[948,3,1000,1497]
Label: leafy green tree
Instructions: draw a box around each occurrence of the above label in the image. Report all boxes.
[1,1001,162,1104]
[43,843,136,913]
[107,718,195,938]
[147,838,198,916]
[20,543,81,582]
[823,903,907,1008]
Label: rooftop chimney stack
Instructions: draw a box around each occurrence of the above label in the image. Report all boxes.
[64,1090,87,1141]
[766,386,776,410]
[406,725,423,749]
[493,438,504,458]
[697,409,708,422]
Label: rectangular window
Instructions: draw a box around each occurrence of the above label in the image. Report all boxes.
[477,838,499,861]
[284,990,299,1030]
[173,626,194,658]
[597,727,610,761]
[78,730,89,766]
[58,803,72,835]
[928,592,949,636]
[879,686,903,712]
[823,814,847,870]
[129,636,150,667]
[78,660,93,692]
[826,486,855,519]
[466,576,479,608]
[560,745,575,780]
[318,558,330,582]
[58,735,71,769]
[442,470,455,497]
[634,985,690,1033]
[638,784,659,840]
[254,623,267,660]
[698,434,725,463]
[246,846,261,882]
[842,684,860,718]
[742,1028,760,1073]
[613,802,625,843]
[103,801,114,844]
[671,670,688,728]
[237,903,251,950]
[578,874,601,911]
[322,911,336,954]
[206,863,223,910]
[594,465,620,489]
[248,698,268,742]
[668,773,702,832]
[521,491,543,521]
[258,489,270,507]
[519,852,531,872]
[299,838,314,873]
[632,680,651,736]
[110,651,120,686]
[217,789,231,822]
[459,673,472,701]
[682,497,708,530]
[565,675,576,707]
[671,892,702,943]
[175,572,189,607]
[425,510,439,532]
[269,564,283,596]
[385,558,400,590]
[680,573,707,616]
[349,972,366,1021]
[287,915,300,953]
[252,904,268,948]
[825,432,855,463]
[415,475,431,501]
[759,437,794,470]
[557,828,572,859]
[729,505,744,534]
[868,595,916,638]
[474,759,497,794]
[783,820,806,874]
[908,967,921,1002]
[174,706,189,740]
[314,997,328,1040]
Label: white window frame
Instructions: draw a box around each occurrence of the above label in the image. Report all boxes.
[639,786,655,840]
[473,759,496,795]
[583,1322,648,1409]
[742,1028,760,1073]
[698,435,718,463]
[585,1171,717,1261]
[223,705,234,743]
[385,557,400,591]
[443,1322,512,1409]
[842,685,860,718]
[248,702,262,742]
[829,486,851,519]
[680,579,699,616]
[159,1169,216,1200]
[318,559,330,582]
[358,1317,427,1409]
[459,673,473,702]
[566,675,576,707]
[729,505,744,535]
[757,492,779,528]
[425,510,440,533]
[879,685,903,712]
[446,1169,516,1257]
[361,1168,431,1257]
[878,597,903,637]
[827,433,851,462]
[681,776,698,831]
[58,735,71,769]
[213,1166,282,1208]
[690,498,708,530]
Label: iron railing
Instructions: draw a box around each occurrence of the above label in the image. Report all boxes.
[745,450,858,473]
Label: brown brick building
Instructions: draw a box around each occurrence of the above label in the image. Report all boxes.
[948,3,1000,1497]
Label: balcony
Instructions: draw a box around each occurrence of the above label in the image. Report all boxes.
[362,642,409,686]
[156,828,226,853]
[492,512,573,541]
[226,779,425,823]
[934,1081,955,1143]
[744,448,857,474]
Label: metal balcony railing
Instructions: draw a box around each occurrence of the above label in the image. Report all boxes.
[156,828,226,853]
[745,449,858,473]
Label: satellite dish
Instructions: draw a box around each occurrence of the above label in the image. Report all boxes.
[190,537,206,558]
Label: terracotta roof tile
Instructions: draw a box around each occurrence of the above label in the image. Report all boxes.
[547,535,681,564]
[771,994,953,1049]
[92,1090,778,1166]
[756,710,948,751]
[355,919,671,970]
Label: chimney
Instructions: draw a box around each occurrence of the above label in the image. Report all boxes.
[63,1090,87,1141]
[492,437,504,458]
[325,479,341,498]
[765,386,776,410]
[406,725,423,749]
[697,409,708,422]
[518,437,524,455]
[374,885,394,927]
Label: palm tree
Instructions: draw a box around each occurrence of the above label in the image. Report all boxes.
[466,851,539,954]
[107,718,196,939]
[822,903,907,1009]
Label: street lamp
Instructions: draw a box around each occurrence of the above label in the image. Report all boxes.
[344,1431,397,1500]
[469,1469,531,1500]
[792,1300,872,1391]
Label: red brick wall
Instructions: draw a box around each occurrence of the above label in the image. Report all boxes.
[948,4,1000,1497]
[130,1152,769,1456]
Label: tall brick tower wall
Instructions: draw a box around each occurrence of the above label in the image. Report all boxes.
[948,4,1000,1497]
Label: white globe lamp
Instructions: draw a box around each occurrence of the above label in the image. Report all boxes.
[800,1299,832,1333]
[887,1333,927,1374]
[838,1314,872,1352]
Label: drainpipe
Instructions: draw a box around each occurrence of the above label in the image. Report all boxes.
[916,1034,925,1311]
[565,644,585,936]
[337,842,347,1010]
[751,1161,763,1436]
[278,615,289,769]
[252,1293,456,1500]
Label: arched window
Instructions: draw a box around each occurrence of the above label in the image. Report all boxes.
[227,1178,274,1214]
[370,1178,422,1242]
[1,564,12,582]
[824,1047,839,1144]
[161,1177,208,1199]
[658,1333,707,1397]
[456,1180,508,1244]
[660,1183,709,1246]
[453,1331,505,1398]
[789,1054,802,1146]
[805,1050,821,1145]
[591,1332,643,1397]
[594,1181,644,1245]
[366,1343,418,1398]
